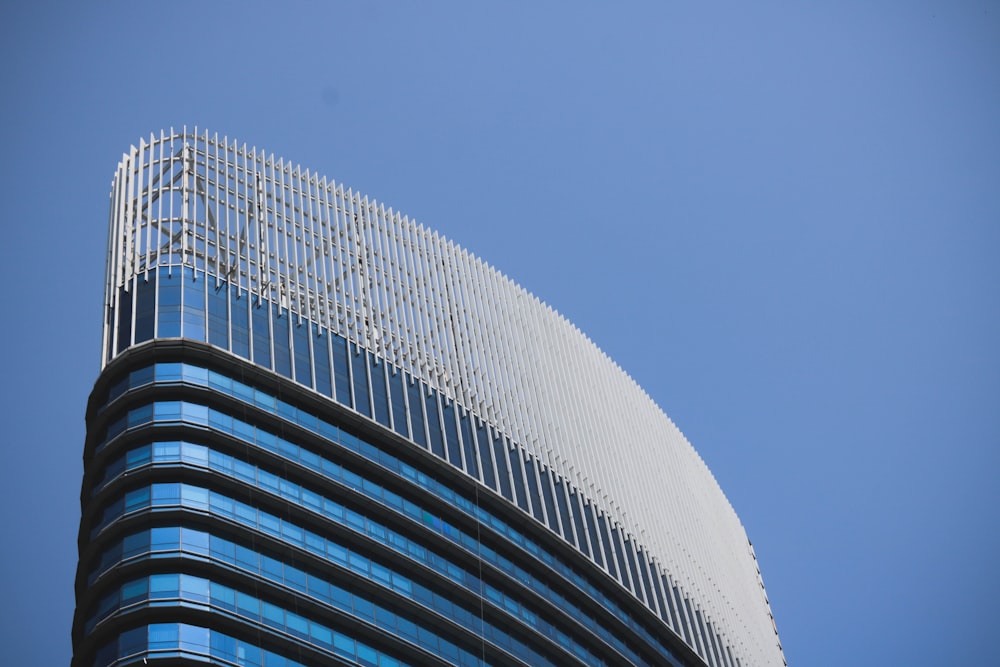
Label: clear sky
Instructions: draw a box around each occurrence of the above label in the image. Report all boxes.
[1,2,997,665]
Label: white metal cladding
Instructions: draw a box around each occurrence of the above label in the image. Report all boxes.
[103,127,784,667]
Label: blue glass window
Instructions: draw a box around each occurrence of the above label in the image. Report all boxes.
[507,447,528,513]
[181,269,206,341]
[207,281,228,348]
[623,537,645,603]
[272,305,292,379]
[251,302,271,368]
[351,348,371,417]
[292,321,312,387]
[442,401,462,468]
[636,546,656,612]
[539,469,559,536]
[157,268,181,337]
[583,500,604,569]
[673,587,692,645]
[492,435,512,501]
[369,355,389,426]
[475,422,495,489]
[116,286,133,354]
[459,411,479,480]
[134,275,156,343]
[313,327,333,398]
[407,380,427,448]
[425,392,444,459]
[693,607,708,659]
[332,334,351,405]
[568,488,591,559]
[597,512,617,579]
[389,370,408,439]
[611,525,630,588]
[148,622,179,650]
[657,573,677,629]
[552,476,574,546]
[230,286,250,359]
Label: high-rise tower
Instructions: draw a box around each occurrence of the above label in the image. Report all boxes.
[72,128,784,667]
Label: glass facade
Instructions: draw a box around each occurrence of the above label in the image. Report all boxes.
[73,130,784,667]
[75,350,705,666]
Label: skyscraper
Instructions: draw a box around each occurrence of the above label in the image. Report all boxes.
[73,128,784,667]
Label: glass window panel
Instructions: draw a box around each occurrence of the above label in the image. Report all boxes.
[331,585,352,611]
[261,600,284,629]
[492,435,512,501]
[157,268,181,338]
[179,574,210,602]
[180,485,209,508]
[261,554,283,581]
[553,476,574,546]
[207,281,229,348]
[623,537,645,602]
[178,624,210,652]
[148,622,179,650]
[313,327,333,398]
[236,545,259,571]
[119,625,147,656]
[442,401,461,468]
[389,370,408,438]
[472,424,494,490]
[407,381,427,448]
[539,468,559,535]
[123,530,150,558]
[181,442,209,464]
[569,489,591,558]
[251,302,271,368]
[507,446,528,512]
[333,632,355,659]
[236,641,262,666]
[124,486,150,512]
[369,354,390,427]
[211,581,236,611]
[272,304,292,379]
[636,545,656,610]
[674,587,693,644]
[425,392,444,458]
[356,642,378,667]
[181,527,209,555]
[134,275,156,343]
[149,573,179,598]
[523,456,544,522]
[352,348,371,417]
[310,623,333,649]
[397,616,418,641]
[583,500,604,567]
[237,591,260,621]
[292,321,312,387]
[181,269,206,341]
[459,412,479,479]
[353,596,375,622]
[230,287,250,359]
[597,512,617,579]
[121,578,147,604]
[332,334,351,405]
[285,612,308,639]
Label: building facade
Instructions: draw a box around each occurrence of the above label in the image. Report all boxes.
[72,128,785,667]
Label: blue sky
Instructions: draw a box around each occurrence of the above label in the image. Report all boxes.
[1,2,997,665]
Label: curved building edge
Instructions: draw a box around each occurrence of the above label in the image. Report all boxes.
[93,127,784,666]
